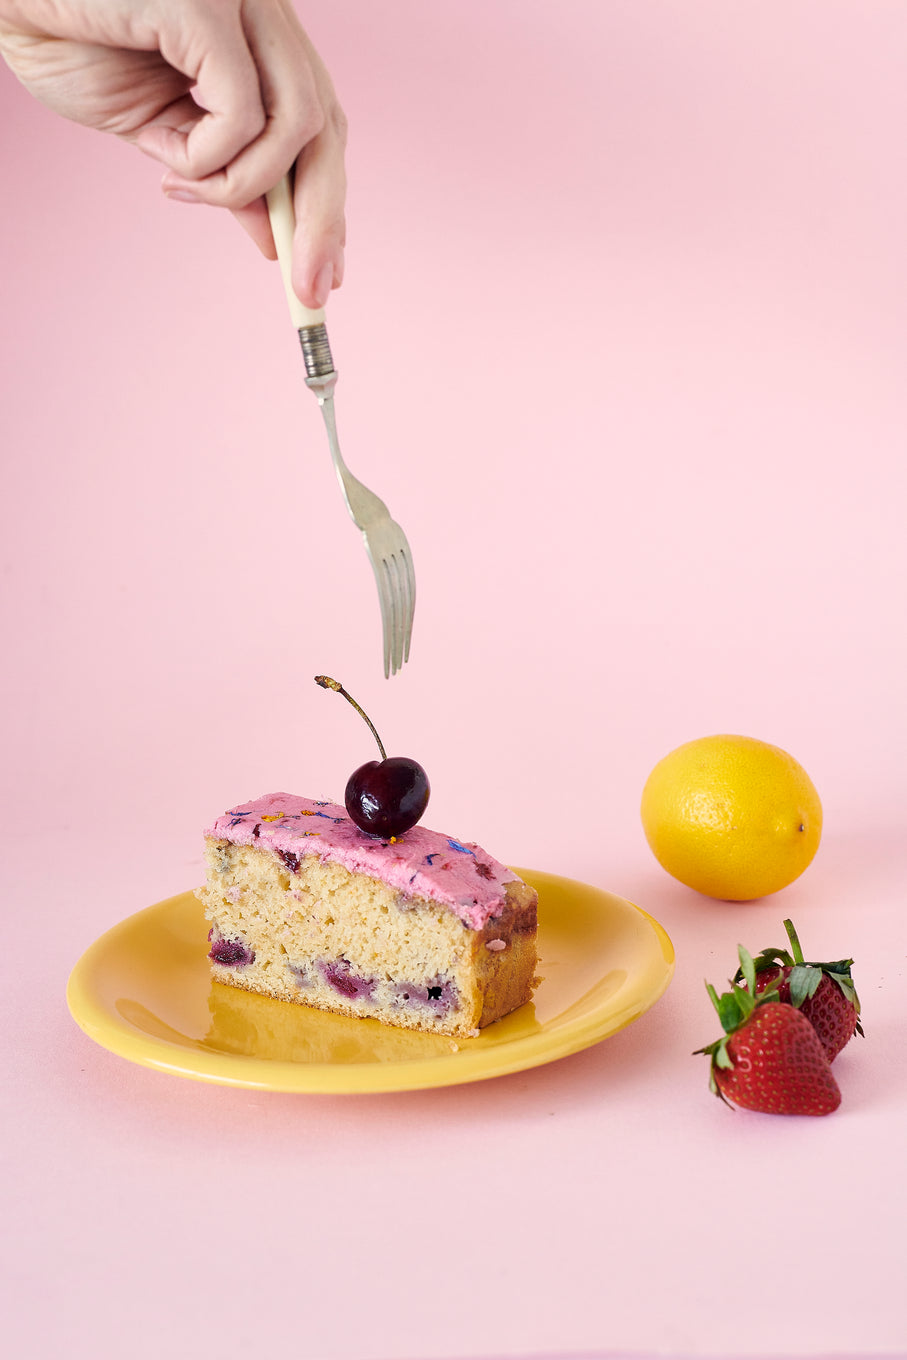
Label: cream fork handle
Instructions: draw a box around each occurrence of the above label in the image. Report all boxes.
[265,174,325,329]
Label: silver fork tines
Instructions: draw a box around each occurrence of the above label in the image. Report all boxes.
[301,324,415,677]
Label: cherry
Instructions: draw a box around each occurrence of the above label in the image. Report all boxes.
[345,756,430,838]
[315,675,430,837]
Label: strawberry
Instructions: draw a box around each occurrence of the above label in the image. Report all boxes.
[695,946,841,1115]
[734,918,862,1062]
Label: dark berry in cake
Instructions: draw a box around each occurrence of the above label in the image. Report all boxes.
[209,935,255,967]
[394,976,457,1014]
[319,958,377,1001]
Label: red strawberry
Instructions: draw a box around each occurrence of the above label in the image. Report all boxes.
[696,948,841,1115]
[734,918,862,1062]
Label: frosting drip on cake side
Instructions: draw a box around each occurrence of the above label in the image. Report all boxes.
[205,793,520,931]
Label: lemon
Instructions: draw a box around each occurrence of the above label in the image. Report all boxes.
[640,734,822,901]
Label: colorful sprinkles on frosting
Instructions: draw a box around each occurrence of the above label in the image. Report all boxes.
[206,793,517,931]
[447,838,476,856]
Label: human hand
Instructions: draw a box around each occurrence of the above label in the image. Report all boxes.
[0,0,346,308]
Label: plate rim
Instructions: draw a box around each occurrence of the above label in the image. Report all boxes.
[66,867,675,1094]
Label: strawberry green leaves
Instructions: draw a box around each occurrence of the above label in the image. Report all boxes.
[733,918,863,1060]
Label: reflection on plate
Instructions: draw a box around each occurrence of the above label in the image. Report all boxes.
[66,869,674,1094]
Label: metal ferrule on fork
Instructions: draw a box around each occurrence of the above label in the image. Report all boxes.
[298,322,337,399]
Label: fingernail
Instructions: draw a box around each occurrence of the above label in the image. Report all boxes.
[165,189,201,204]
[312,261,334,308]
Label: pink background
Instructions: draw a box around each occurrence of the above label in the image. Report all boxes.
[2,2,905,1357]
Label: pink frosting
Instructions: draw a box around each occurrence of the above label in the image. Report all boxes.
[205,792,518,931]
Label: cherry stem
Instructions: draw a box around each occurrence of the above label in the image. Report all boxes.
[314,675,387,761]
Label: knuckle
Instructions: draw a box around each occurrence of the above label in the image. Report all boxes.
[236,104,268,147]
[327,100,349,146]
[295,99,326,146]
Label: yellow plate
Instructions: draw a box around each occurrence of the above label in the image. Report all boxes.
[66,869,674,1093]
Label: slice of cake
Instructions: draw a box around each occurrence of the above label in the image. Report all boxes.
[196,792,538,1038]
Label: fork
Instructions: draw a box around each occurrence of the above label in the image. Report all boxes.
[265,174,415,677]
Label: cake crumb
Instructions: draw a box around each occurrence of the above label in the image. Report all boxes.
[449,1041,459,1052]
[486,938,506,951]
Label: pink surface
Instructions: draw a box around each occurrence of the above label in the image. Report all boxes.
[1,2,905,1358]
